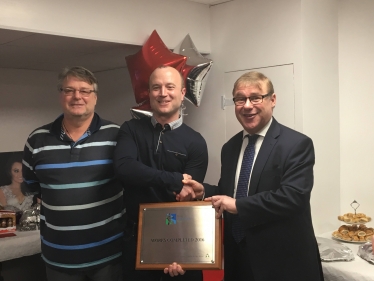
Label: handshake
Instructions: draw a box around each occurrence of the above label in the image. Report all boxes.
[175,174,204,202]
[177,174,237,219]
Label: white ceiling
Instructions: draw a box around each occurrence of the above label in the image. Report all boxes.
[0,28,141,73]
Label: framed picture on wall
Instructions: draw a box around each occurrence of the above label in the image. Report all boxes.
[0,151,34,212]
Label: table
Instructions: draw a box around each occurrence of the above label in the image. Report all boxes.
[0,230,41,262]
[318,231,374,281]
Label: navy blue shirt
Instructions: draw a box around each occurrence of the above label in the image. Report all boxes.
[114,117,208,222]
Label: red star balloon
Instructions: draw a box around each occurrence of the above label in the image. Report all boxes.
[126,30,187,105]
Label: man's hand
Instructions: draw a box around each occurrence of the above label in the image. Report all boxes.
[164,262,185,277]
[177,185,196,201]
[182,179,205,200]
[175,174,195,201]
[205,195,237,218]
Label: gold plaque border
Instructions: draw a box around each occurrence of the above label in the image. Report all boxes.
[136,201,222,270]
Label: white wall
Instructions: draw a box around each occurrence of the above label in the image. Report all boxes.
[2,0,374,235]
[339,0,374,217]
[185,0,302,183]
[0,0,211,150]
[184,0,340,234]
[300,0,340,233]
[95,68,135,125]
[187,0,372,235]
[0,67,134,152]
[0,0,211,53]
[0,69,58,152]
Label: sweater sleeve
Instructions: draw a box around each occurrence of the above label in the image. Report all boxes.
[22,133,41,195]
[114,121,184,193]
[183,133,208,184]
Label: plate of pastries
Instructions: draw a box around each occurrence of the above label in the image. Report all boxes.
[337,212,371,224]
[332,224,373,243]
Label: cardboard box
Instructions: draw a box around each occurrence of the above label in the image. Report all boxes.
[0,210,16,233]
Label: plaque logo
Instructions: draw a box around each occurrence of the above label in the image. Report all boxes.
[166,213,176,225]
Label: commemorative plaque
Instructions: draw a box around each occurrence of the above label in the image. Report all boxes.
[136,201,222,270]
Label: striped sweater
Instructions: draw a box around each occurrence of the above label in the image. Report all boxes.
[22,113,124,272]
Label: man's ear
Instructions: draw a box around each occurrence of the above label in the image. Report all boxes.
[271,93,276,109]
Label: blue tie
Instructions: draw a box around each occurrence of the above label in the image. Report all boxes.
[232,134,259,243]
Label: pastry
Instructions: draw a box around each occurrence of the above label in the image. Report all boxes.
[338,225,348,232]
[335,232,343,239]
[343,217,352,223]
[358,224,367,230]
[341,235,351,241]
[357,231,366,237]
[352,236,359,241]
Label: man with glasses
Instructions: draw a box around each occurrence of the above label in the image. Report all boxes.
[183,71,324,281]
[114,65,208,281]
[22,66,124,281]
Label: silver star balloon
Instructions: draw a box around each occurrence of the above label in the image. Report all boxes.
[174,34,213,107]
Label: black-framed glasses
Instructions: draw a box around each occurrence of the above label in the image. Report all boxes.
[233,93,272,106]
[60,87,95,97]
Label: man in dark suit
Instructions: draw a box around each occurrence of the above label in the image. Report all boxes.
[184,71,324,281]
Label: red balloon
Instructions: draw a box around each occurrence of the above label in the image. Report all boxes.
[180,64,194,85]
[126,30,187,104]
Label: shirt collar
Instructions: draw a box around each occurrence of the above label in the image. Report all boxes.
[242,117,273,139]
[50,112,101,140]
[151,115,183,130]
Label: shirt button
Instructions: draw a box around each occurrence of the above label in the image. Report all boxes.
[159,141,162,143]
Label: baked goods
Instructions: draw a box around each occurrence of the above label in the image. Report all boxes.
[332,224,374,242]
[337,213,371,224]
[0,211,16,233]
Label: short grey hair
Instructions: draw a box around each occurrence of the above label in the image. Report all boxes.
[58,66,98,93]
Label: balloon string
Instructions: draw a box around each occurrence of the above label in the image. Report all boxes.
[180,102,187,117]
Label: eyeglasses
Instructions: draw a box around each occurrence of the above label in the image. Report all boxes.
[60,87,95,97]
[232,93,272,106]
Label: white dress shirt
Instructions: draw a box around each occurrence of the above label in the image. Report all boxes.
[233,118,273,198]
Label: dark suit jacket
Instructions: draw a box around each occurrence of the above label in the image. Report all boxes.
[205,118,324,281]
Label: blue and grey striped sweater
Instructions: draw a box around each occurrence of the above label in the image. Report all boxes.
[22,113,124,272]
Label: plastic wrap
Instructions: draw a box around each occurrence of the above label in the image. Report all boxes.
[317,236,355,262]
[357,242,374,264]
[19,204,40,231]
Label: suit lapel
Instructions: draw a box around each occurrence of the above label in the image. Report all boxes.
[248,119,281,196]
